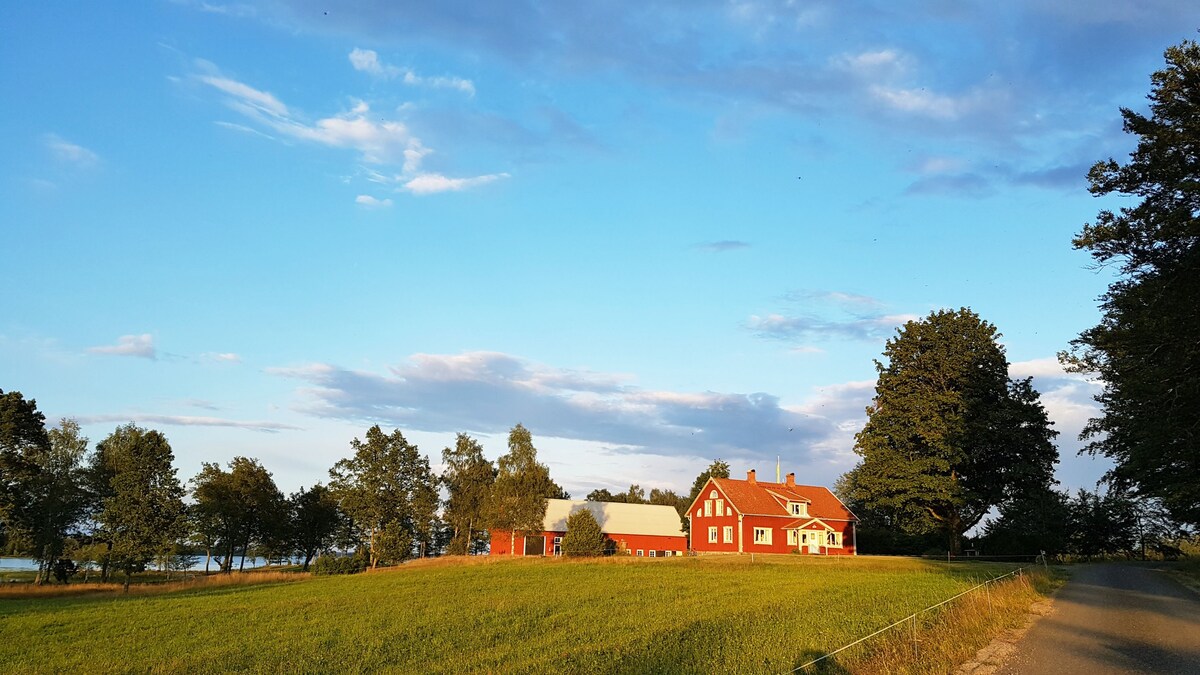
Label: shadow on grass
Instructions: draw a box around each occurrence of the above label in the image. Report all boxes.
[791,649,851,674]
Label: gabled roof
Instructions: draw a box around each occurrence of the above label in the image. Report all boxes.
[543,499,685,538]
[708,477,857,522]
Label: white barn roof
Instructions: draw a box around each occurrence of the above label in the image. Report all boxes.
[543,499,685,537]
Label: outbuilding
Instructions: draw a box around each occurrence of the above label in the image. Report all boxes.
[490,499,687,557]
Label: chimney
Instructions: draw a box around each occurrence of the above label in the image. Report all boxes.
[747,469,757,485]
[786,472,796,488]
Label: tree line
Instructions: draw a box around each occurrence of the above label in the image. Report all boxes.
[0,390,589,585]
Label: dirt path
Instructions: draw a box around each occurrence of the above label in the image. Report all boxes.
[995,563,1200,674]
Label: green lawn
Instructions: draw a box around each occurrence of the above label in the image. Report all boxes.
[0,555,1029,674]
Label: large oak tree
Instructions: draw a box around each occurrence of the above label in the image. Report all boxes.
[846,309,1058,554]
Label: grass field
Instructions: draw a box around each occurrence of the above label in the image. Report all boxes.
[0,555,1056,674]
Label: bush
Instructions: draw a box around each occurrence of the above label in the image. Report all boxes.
[312,553,368,576]
[561,508,607,557]
[52,559,78,584]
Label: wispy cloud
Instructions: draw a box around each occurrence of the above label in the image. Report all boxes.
[45,134,99,168]
[87,334,156,360]
[349,48,475,96]
[749,291,914,344]
[71,413,299,433]
[196,65,501,196]
[696,240,751,253]
[402,172,508,195]
[355,194,394,208]
[202,352,242,363]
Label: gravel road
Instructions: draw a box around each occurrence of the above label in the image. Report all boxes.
[996,563,1200,674]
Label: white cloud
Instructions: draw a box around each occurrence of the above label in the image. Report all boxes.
[71,413,299,433]
[195,68,503,197]
[403,172,509,195]
[204,352,242,363]
[355,194,393,208]
[87,334,156,360]
[45,134,99,167]
[349,48,475,96]
[348,47,396,77]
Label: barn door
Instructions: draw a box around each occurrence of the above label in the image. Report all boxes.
[524,535,546,556]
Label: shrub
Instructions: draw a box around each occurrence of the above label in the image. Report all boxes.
[561,508,607,557]
[52,559,78,584]
[312,553,368,576]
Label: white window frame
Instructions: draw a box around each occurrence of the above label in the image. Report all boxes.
[723,526,733,543]
[715,498,724,515]
[709,489,718,499]
[787,530,798,546]
[649,550,656,558]
[708,526,718,543]
[826,531,842,547]
[726,506,733,516]
[637,549,644,556]
[704,501,712,517]
[789,502,808,517]
[753,527,772,545]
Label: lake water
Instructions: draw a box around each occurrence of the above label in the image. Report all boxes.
[0,556,291,573]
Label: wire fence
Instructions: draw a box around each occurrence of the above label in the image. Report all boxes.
[790,562,1040,673]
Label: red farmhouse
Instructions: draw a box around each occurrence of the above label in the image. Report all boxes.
[688,470,858,555]
[490,499,687,557]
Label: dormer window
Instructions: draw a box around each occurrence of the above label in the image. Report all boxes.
[789,501,808,517]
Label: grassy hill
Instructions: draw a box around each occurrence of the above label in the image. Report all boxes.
[0,555,1051,673]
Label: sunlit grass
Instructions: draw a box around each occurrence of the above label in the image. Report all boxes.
[0,555,1055,674]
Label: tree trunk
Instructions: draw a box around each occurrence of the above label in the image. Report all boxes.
[205,546,212,575]
[510,530,515,556]
[101,541,113,582]
[123,569,131,593]
[302,552,313,572]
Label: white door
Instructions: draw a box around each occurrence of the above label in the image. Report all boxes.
[808,532,820,554]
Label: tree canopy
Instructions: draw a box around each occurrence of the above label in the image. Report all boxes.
[329,426,438,568]
[93,423,187,590]
[845,308,1059,554]
[560,508,607,557]
[441,433,495,555]
[487,424,562,553]
[0,393,89,583]
[1064,39,1200,526]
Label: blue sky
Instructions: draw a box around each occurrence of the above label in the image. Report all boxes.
[2,1,1193,499]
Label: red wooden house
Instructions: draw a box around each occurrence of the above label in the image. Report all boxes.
[688,469,858,555]
[490,499,687,557]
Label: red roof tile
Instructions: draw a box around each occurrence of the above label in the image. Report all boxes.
[711,478,857,521]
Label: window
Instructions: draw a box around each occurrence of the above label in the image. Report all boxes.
[708,526,718,543]
[637,549,644,556]
[753,527,772,545]
[787,530,798,546]
[723,526,733,543]
[715,498,724,515]
[726,505,733,516]
[709,490,718,499]
[649,550,656,558]
[704,500,712,517]
[696,508,702,518]
[827,531,842,547]
[789,502,808,517]
[676,551,683,556]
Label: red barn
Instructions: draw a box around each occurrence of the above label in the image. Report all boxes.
[688,469,858,555]
[490,499,687,557]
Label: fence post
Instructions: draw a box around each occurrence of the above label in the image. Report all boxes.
[911,614,918,660]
